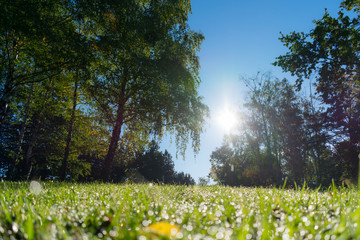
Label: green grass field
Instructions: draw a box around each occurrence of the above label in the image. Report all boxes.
[1,181,360,239]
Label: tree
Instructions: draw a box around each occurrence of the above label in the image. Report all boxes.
[243,74,284,185]
[0,0,96,180]
[210,74,337,187]
[0,0,90,126]
[173,172,195,186]
[0,0,208,181]
[274,0,360,180]
[134,141,176,183]
[120,140,195,185]
[198,176,210,186]
[84,0,208,180]
[210,144,237,186]
[301,97,341,186]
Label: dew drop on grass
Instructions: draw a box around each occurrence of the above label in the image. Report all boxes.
[186,225,193,231]
[109,230,118,237]
[215,210,222,217]
[29,181,42,195]
[176,231,184,239]
[216,232,224,239]
[142,220,150,227]
[12,223,18,233]
[207,226,218,235]
[138,235,146,240]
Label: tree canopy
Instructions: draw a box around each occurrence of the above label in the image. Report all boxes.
[274,0,360,180]
[210,74,340,187]
[0,0,207,181]
[210,0,360,187]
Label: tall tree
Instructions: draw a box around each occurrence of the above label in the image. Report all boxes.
[84,0,208,180]
[60,75,79,180]
[243,74,283,184]
[210,75,337,187]
[0,0,208,181]
[301,98,339,185]
[274,0,360,180]
[210,144,237,186]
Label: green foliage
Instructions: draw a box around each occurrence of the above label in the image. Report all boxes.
[198,176,210,186]
[133,141,175,183]
[274,0,360,180]
[2,182,360,239]
[84,0,208,179]
[210,74,340,187]
[121,141,196,185]
[0,0,207,181]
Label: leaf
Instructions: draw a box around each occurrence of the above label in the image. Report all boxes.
[146,222,180,238]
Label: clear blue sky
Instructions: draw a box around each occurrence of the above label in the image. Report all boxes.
[161,0,342,182]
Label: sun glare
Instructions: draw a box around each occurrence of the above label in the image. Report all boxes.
[216,107,237,133]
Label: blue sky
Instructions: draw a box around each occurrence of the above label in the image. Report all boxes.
[161,0,342,182]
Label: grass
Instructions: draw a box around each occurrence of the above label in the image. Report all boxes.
[1,181,360,239]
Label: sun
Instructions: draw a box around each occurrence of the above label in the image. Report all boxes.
[216,107,237,133]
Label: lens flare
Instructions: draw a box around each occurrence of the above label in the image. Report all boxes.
[216,107,237,133]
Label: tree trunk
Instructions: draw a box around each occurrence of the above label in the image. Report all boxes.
[60,78,79,180]
[101,69,128,182]
[10,85,34,179]
[24,118,41,180]
[348,118,360,180]
[260,105,272,185]
[101,103,125,181]
[0,81,13,127]
[1,32,16,126]
[0,99,10,127]
[9,119,28,180]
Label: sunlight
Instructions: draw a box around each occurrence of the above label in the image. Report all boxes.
[216,107,237,134]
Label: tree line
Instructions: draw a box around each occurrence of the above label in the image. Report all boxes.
[0,0,208,181]
[210,0,360,187]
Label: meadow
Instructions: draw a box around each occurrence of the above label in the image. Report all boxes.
[1,181,360,239]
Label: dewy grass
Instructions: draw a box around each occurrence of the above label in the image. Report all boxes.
[1,181,360,239]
